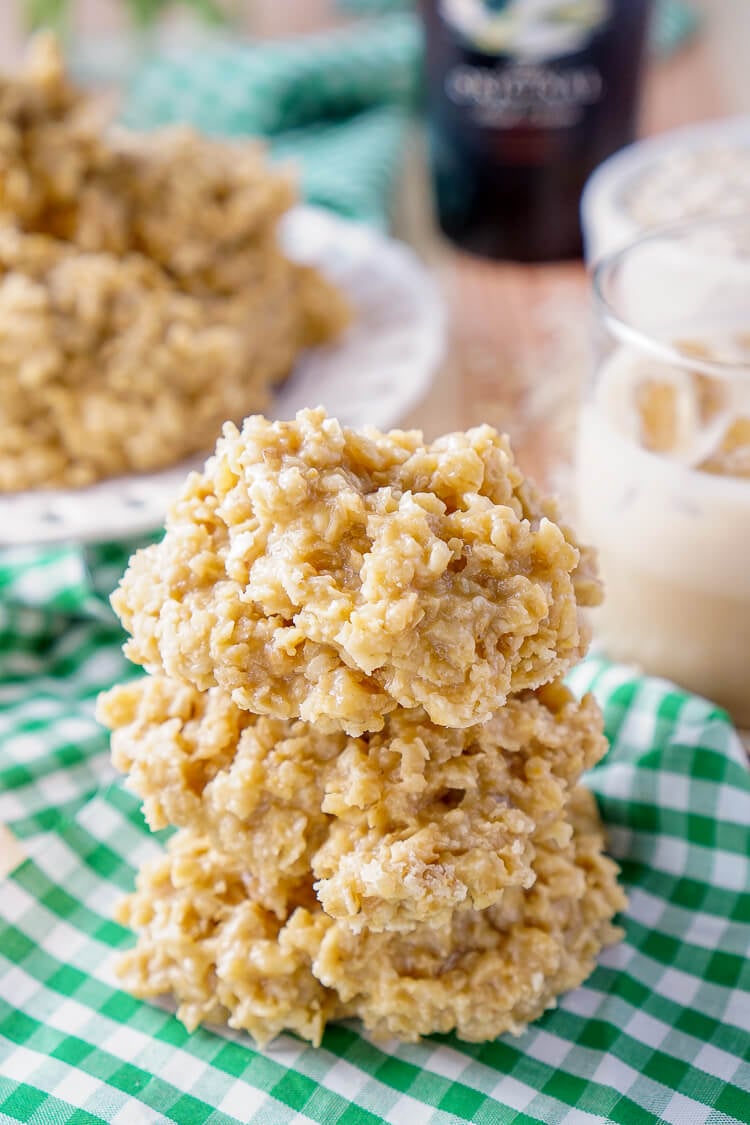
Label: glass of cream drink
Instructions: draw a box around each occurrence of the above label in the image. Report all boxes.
[577,216,750,725]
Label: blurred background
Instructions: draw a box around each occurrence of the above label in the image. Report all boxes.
[0,0,748,497]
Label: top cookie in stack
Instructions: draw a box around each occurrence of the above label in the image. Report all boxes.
[112,408,602,733]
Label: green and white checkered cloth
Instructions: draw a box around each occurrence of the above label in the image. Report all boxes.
[0,542,156,858]
[1,547,749,1124]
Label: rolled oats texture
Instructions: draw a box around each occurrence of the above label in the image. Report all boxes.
[114,788,625,1048]
[0,36,295,282]
[112,408,602,735]
[0,227,347,491]
[0,37,350,492]
[98,674,608,932]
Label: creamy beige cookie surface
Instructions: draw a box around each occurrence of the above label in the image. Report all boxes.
[0,38,295,295]
[0,229,344,491]
[115,789,625,1047]
[98,675,607,931]
[112,409,601,733]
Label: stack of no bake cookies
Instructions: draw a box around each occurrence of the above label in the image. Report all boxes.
[99,407,626,1046]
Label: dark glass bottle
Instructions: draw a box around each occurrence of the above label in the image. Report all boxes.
[419,0,653,261]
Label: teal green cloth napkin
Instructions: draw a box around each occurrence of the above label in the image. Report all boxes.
[651,0,702,54]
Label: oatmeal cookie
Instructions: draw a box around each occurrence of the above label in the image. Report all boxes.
[302,790,625,1042]
[0,34,113,238]
[99,675,607,930]
[101,127,298,297]
[99,677,344,918]
[115,833,346,1047]
[112,409,602,733]
[0,228,345,491]
[0,40,349,491]
[115,790,625,1047]
[0,38,296,294]
[313,683,606,931]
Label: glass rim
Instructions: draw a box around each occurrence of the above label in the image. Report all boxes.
[591,213,750,377]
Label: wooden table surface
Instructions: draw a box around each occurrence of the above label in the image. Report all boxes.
[0,2,748,879]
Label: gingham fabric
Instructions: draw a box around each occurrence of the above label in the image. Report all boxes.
[1,541,749,1124]
[0,541,157,861]
[122,13,421,228]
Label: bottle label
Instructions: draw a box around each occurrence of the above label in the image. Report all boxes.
[439,0,610,129]
[440,0,612,60]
